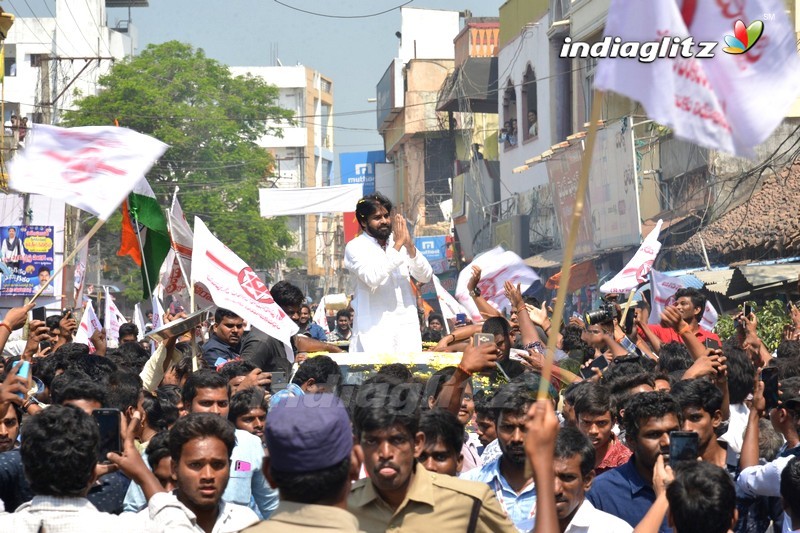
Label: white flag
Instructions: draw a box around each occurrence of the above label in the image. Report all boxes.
[191,217,299,353]
[455,247,540,322]
[600,220,663,294]
[433,274,469,328]
[73,241,89,309]
[74,301,102,352]
[595,0,800,157]
[7,124,168,220]
[313,297,331,335]
[151,293,166,331]
[134,303,146,341]
[104,287,127,345]
[649,269,718,330]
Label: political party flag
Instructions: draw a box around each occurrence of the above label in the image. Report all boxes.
[151,293,166,332]
[169,188,194,264]
[104,286,127,345]
[433,274,469,331]
[74,301,102,352]
[649,269,718,330]
[73,239,89,309]
[7,124,168,220]
[312,296,330,335]
[118,178,171,299]
[455,247,540,322]
[595,0,800,157]
[600,220,663,294]
[191,217,299,356]
[134,302,146,341]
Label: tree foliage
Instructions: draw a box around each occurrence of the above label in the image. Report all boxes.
[715,299,790,352]
[62,41,295,299]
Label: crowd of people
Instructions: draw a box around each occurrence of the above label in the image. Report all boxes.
[0,193,798,532]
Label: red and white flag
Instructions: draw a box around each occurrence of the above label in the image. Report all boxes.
[649,269,718,330]
[73,241,89,309]
[74,301,102,352]
[312,297,331,335]
[104,287,127,344]
[7,124,168,219]
[191,217,299,356]
[601,220,663,294]
[595,0,800,157]
[433,274,469,329]
[455,247,540,322]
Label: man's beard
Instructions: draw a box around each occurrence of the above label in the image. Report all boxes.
[366,224,391,241]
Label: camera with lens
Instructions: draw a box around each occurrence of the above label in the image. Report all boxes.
[584,303,618,326]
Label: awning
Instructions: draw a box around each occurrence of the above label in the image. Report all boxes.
[727,263,800,298]
[525,249,567,269]
[692,269,735,295]
[436,57,498,114]
[545,260,598,293]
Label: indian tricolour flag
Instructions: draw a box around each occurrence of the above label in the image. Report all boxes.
[118,178,170,299]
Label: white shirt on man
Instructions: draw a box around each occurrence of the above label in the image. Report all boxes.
[564,500,633,533]
[344,232,432,353]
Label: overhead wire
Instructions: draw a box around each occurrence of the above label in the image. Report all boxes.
[272,0,414,19]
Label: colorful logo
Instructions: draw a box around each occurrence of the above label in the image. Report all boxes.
[722,19,764,54]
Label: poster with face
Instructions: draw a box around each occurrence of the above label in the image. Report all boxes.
[0,226,55,297]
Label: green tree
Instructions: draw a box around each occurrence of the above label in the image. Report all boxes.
[715,299,790,352]
[62,41,294,301]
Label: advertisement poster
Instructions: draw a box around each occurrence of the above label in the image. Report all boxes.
[0,225,55,297]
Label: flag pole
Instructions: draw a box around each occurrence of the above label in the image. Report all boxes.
[30,217,106,304]
[167,187,193,301]
[538,90,604,400]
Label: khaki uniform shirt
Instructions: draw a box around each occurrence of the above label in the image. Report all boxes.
[242,501,362,532]
[348,463,517,533]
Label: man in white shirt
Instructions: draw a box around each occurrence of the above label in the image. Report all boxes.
[344,193,432,353]
[552,427,631,533]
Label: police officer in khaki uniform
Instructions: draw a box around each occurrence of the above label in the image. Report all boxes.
[348,381,517,533]
[243,394,363,532]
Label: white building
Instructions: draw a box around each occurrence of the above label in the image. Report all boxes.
[229,65,336,293]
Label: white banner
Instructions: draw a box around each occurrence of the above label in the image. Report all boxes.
[7,124,168,220]
[455,247,540,322]
[313,296,331,335]
[73,241,89,310]
[259,184,364,217]
[134,302,146,341]
[649,269,718,330]
[601,219,663,294]
[74,301,102,352]
[191,217,299,353]
[595,0,800,157]
[433,274,469,325]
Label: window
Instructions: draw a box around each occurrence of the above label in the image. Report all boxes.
[501,81,518,149]
[582,57,597,122]
[521,65,538,140]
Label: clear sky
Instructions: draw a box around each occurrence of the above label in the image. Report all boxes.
[8,0,506,179]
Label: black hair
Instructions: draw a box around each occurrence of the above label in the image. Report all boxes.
[658,342,694,373]
[168,412,236,462]
[182,369,230,407]
[674,288,707,322]
[489,381,537,424]
[623,391,681,442]
[37,266,50,275]
[777,357,800,381]
[671,378,723,416]
[68,353,118,383]
[20,405,98,497]
[142,390,179,432]
[420,409,463,455]
[53,341,91,361]
[428,313,444,327]
[776,340,800,359]
[118,323,139,340]
[573,383,614,419]
[34,350,68,389]
[563,381,591,407]
[270,280,305,309]
[45,315,62,332]
[355,192,393,224]
[667,461,736,533]
[421,329,443,343]
[146,431,172,471]
[482,316,510,339]
[270,457,351,505]
[561,325,595,363]
[50,372,106,406]
[171,356,196,385]
[214,308,241,325]
[424,366,473,405]
[105,370,143,413]
[606,371,655,419]
[292,355,341,388]
[554,426,596,477]
[156,384,183,408]
[780,457,800,522]
[377,363,413,383]
[474,391,495,419]
[218,360,257,383]
[723,340,756,404]
[335,309,350,320]
[228,387,269,424]
[353,380,422,438]
[107,341,150,374]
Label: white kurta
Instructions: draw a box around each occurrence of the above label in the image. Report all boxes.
[344,232,432,353]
